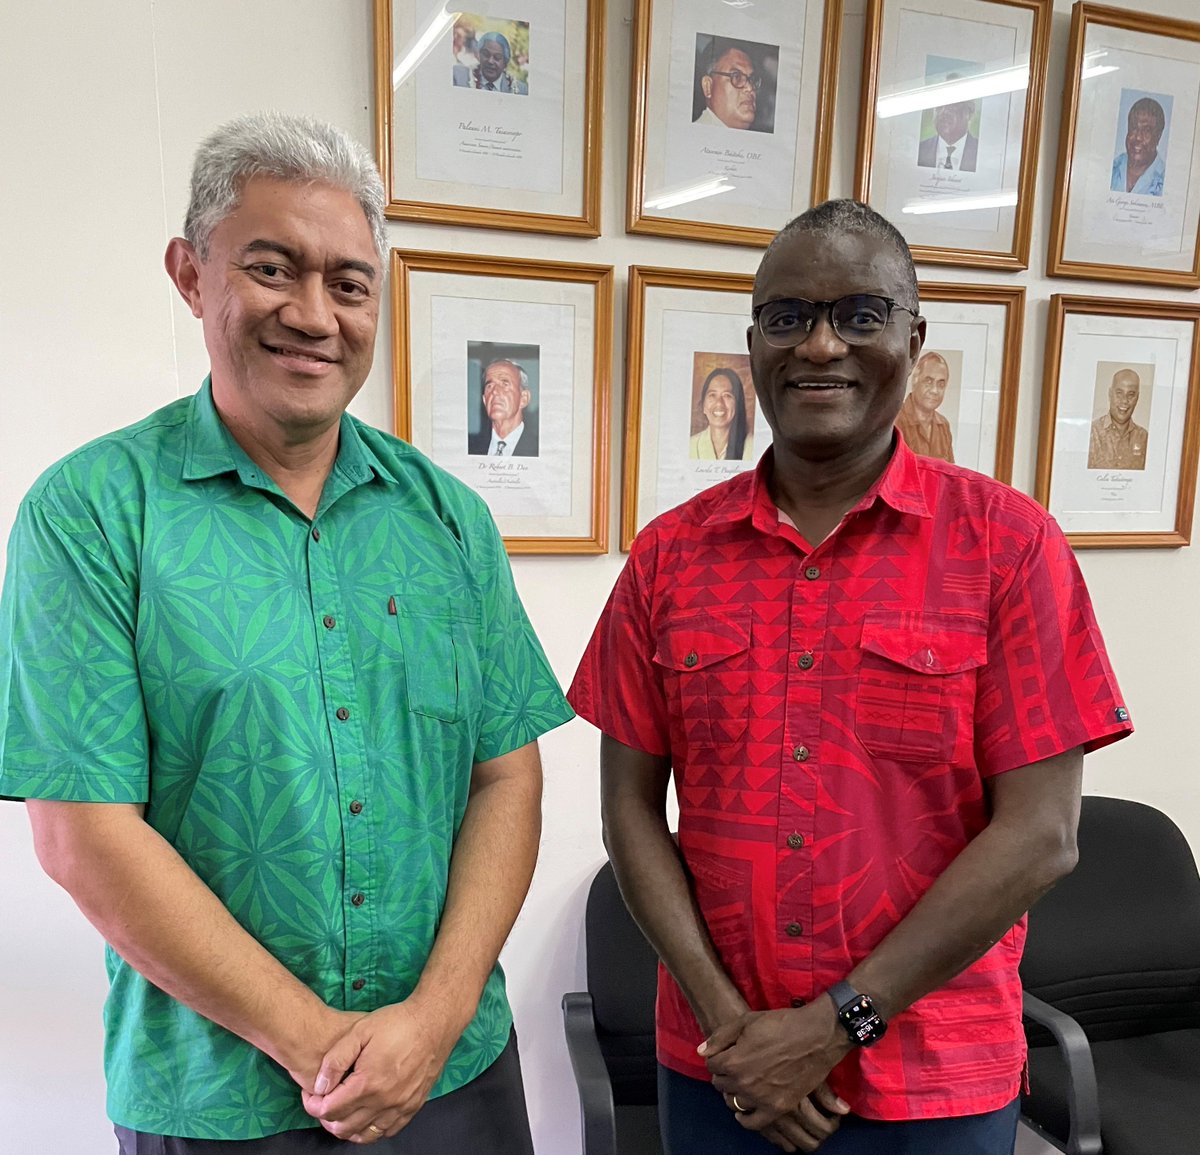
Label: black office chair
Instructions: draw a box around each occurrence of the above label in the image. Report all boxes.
[1020,795,1200,1154]
[562,859,664,1155]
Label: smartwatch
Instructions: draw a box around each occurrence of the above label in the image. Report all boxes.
[826,981,888,1047]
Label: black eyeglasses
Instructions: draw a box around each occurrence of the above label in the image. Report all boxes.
[708,68,761,91]
[752,295,919,348]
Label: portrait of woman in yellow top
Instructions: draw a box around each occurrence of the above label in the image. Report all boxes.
[688,366,755,461]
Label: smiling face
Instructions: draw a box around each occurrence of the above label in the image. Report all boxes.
[482,360,530,437]
[478,38,508,84]
[910,354,949,415]
[748,230,923,464]
[702,372,740,431]
[166,176,380,449]
[702,47,758,130]
[1108,370,1141,426]
[1125,108,1163,171]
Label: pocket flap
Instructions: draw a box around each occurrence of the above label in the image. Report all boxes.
[653,612,750,672]
[860,611,986,675]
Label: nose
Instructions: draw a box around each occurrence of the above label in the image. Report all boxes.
[794,313,849,363]
[279,274,338,339]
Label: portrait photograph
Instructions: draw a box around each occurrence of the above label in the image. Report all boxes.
[627,0,840,245]
[690,33,780,134]
[393,249,613,554]
[1036,294,1200,547]
[855,0,1050,270]
[465,342,541,458]
[450,14,530,96]
[912,281,1023,481]
[1109,89,1172,197]
[1047,4,1200,286]
[377,0,603,236]
[915,56,982,172]
[688,354,757,461]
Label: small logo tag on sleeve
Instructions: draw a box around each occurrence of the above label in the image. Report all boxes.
[388,596,397,615]
[1115,706,1129,722]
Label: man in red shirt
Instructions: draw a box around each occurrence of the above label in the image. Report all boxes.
[568,200,1131,1154]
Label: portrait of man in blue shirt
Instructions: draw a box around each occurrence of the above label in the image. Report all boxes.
[1111,95,1168,197]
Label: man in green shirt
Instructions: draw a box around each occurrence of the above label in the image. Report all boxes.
[0,113,572,1152]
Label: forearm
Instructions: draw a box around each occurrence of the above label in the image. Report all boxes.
[407,743,542,1040]
[601,737,746,1033]
[847,749,1084,1020]
[27,800,338,1074]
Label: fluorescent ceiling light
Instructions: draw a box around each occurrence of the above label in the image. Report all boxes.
[644,176,736,210]
[877,66,1028,119]
[901,191,1018,215]
[394,7,460,88]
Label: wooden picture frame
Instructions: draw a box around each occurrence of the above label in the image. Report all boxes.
[375,0,604,236]
[909,282,1024,481]
[1046,2,1200,287]
[626,0,841,247]
[393,250,613,554]
[621,266,759,550]
[1036,294,1200,548]
[855,0,1051,270]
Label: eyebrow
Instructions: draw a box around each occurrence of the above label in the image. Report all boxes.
[238,239,377,281]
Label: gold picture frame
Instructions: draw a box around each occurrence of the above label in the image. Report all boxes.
[375,0,605,236]
[393,250,613,554]
[1036,294,1200,548]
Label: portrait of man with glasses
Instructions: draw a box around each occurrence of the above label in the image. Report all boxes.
[569,199,1131,1155]
[691,34,777,133]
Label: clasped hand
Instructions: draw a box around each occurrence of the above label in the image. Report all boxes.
[700,1005,853,1153]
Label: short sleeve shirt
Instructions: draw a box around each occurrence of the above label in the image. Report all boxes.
[0,381,574,1140]
[568,441,1131,1121]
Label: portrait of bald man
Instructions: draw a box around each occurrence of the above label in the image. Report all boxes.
[894,350,955,463]
[1089,367,1149,471]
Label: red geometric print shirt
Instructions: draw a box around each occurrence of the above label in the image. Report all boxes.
[568,441,1131,1120]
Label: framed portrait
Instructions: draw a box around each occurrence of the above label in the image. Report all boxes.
[375,0,604,236]
[1035,295,1200,548]
[626,0,841,246]
[393,250,613,554]
[855,0,1051,270]
[622,266,764,550]
[1046,3,1200,287]
[902,282,1024,480]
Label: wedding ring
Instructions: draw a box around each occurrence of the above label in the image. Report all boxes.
[731,1095,750,1114]
[366,1123,385,1136]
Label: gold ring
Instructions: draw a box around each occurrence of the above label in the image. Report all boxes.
[366,1124,384,1136]
[731,1095,749,1113]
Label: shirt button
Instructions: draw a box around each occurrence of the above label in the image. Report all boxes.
[349,800,363,815]
[791,996,807,1008]
[786,922,804,937]
[797,652,814,670]
[787,832,805,850]
[336,707,350,721]
[323,615,336,629]
[351,892,365,907]
[352,978,366,991]
[311,527,321,542]
[804,565,820,580]
[792,745,810,762]
[684,651,699,668]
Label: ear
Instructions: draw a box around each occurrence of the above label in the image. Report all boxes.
[165,237,205,319]
[701,75,714,102]
[745,324,754,354]
[519,388,532,411]
[910,315,926,361]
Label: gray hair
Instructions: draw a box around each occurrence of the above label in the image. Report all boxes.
[914,350,949,374]
[484,358,533,399]
[184,112,387,267]
[759,199,919,312]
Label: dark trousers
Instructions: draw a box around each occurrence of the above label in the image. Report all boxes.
[115,1029,533,1154]
[659,1065,1020,1155]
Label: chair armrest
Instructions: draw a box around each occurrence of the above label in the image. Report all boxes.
[562,992,618,1155]
[1022,991,1103,1155]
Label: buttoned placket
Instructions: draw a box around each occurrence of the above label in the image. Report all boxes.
[306,501,376,1006]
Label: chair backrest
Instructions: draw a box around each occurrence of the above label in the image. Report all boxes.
[585,860,660,1106]
[1021,795,1200,1042]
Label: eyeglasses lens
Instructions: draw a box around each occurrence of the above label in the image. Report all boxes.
[758,296,892,347]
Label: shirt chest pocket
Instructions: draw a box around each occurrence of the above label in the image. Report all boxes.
[855,611,987,763]
[652,612,751,749]
[392,598,482,724]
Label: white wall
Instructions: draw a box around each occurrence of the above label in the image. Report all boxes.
[1,1,1197,1152]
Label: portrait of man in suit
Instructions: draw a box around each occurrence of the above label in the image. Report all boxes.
[452,27,528,95]
[917,75,979,172]
[467,357,540,457]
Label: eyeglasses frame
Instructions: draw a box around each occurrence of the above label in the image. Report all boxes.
[751,295,921,348]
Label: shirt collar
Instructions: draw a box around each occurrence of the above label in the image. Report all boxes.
[700,436,931,533]
[181,377,398,489]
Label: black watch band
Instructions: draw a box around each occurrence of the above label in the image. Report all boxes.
[827,981,888,1047]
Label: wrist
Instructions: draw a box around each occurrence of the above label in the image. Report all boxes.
[826,982,888,1048]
